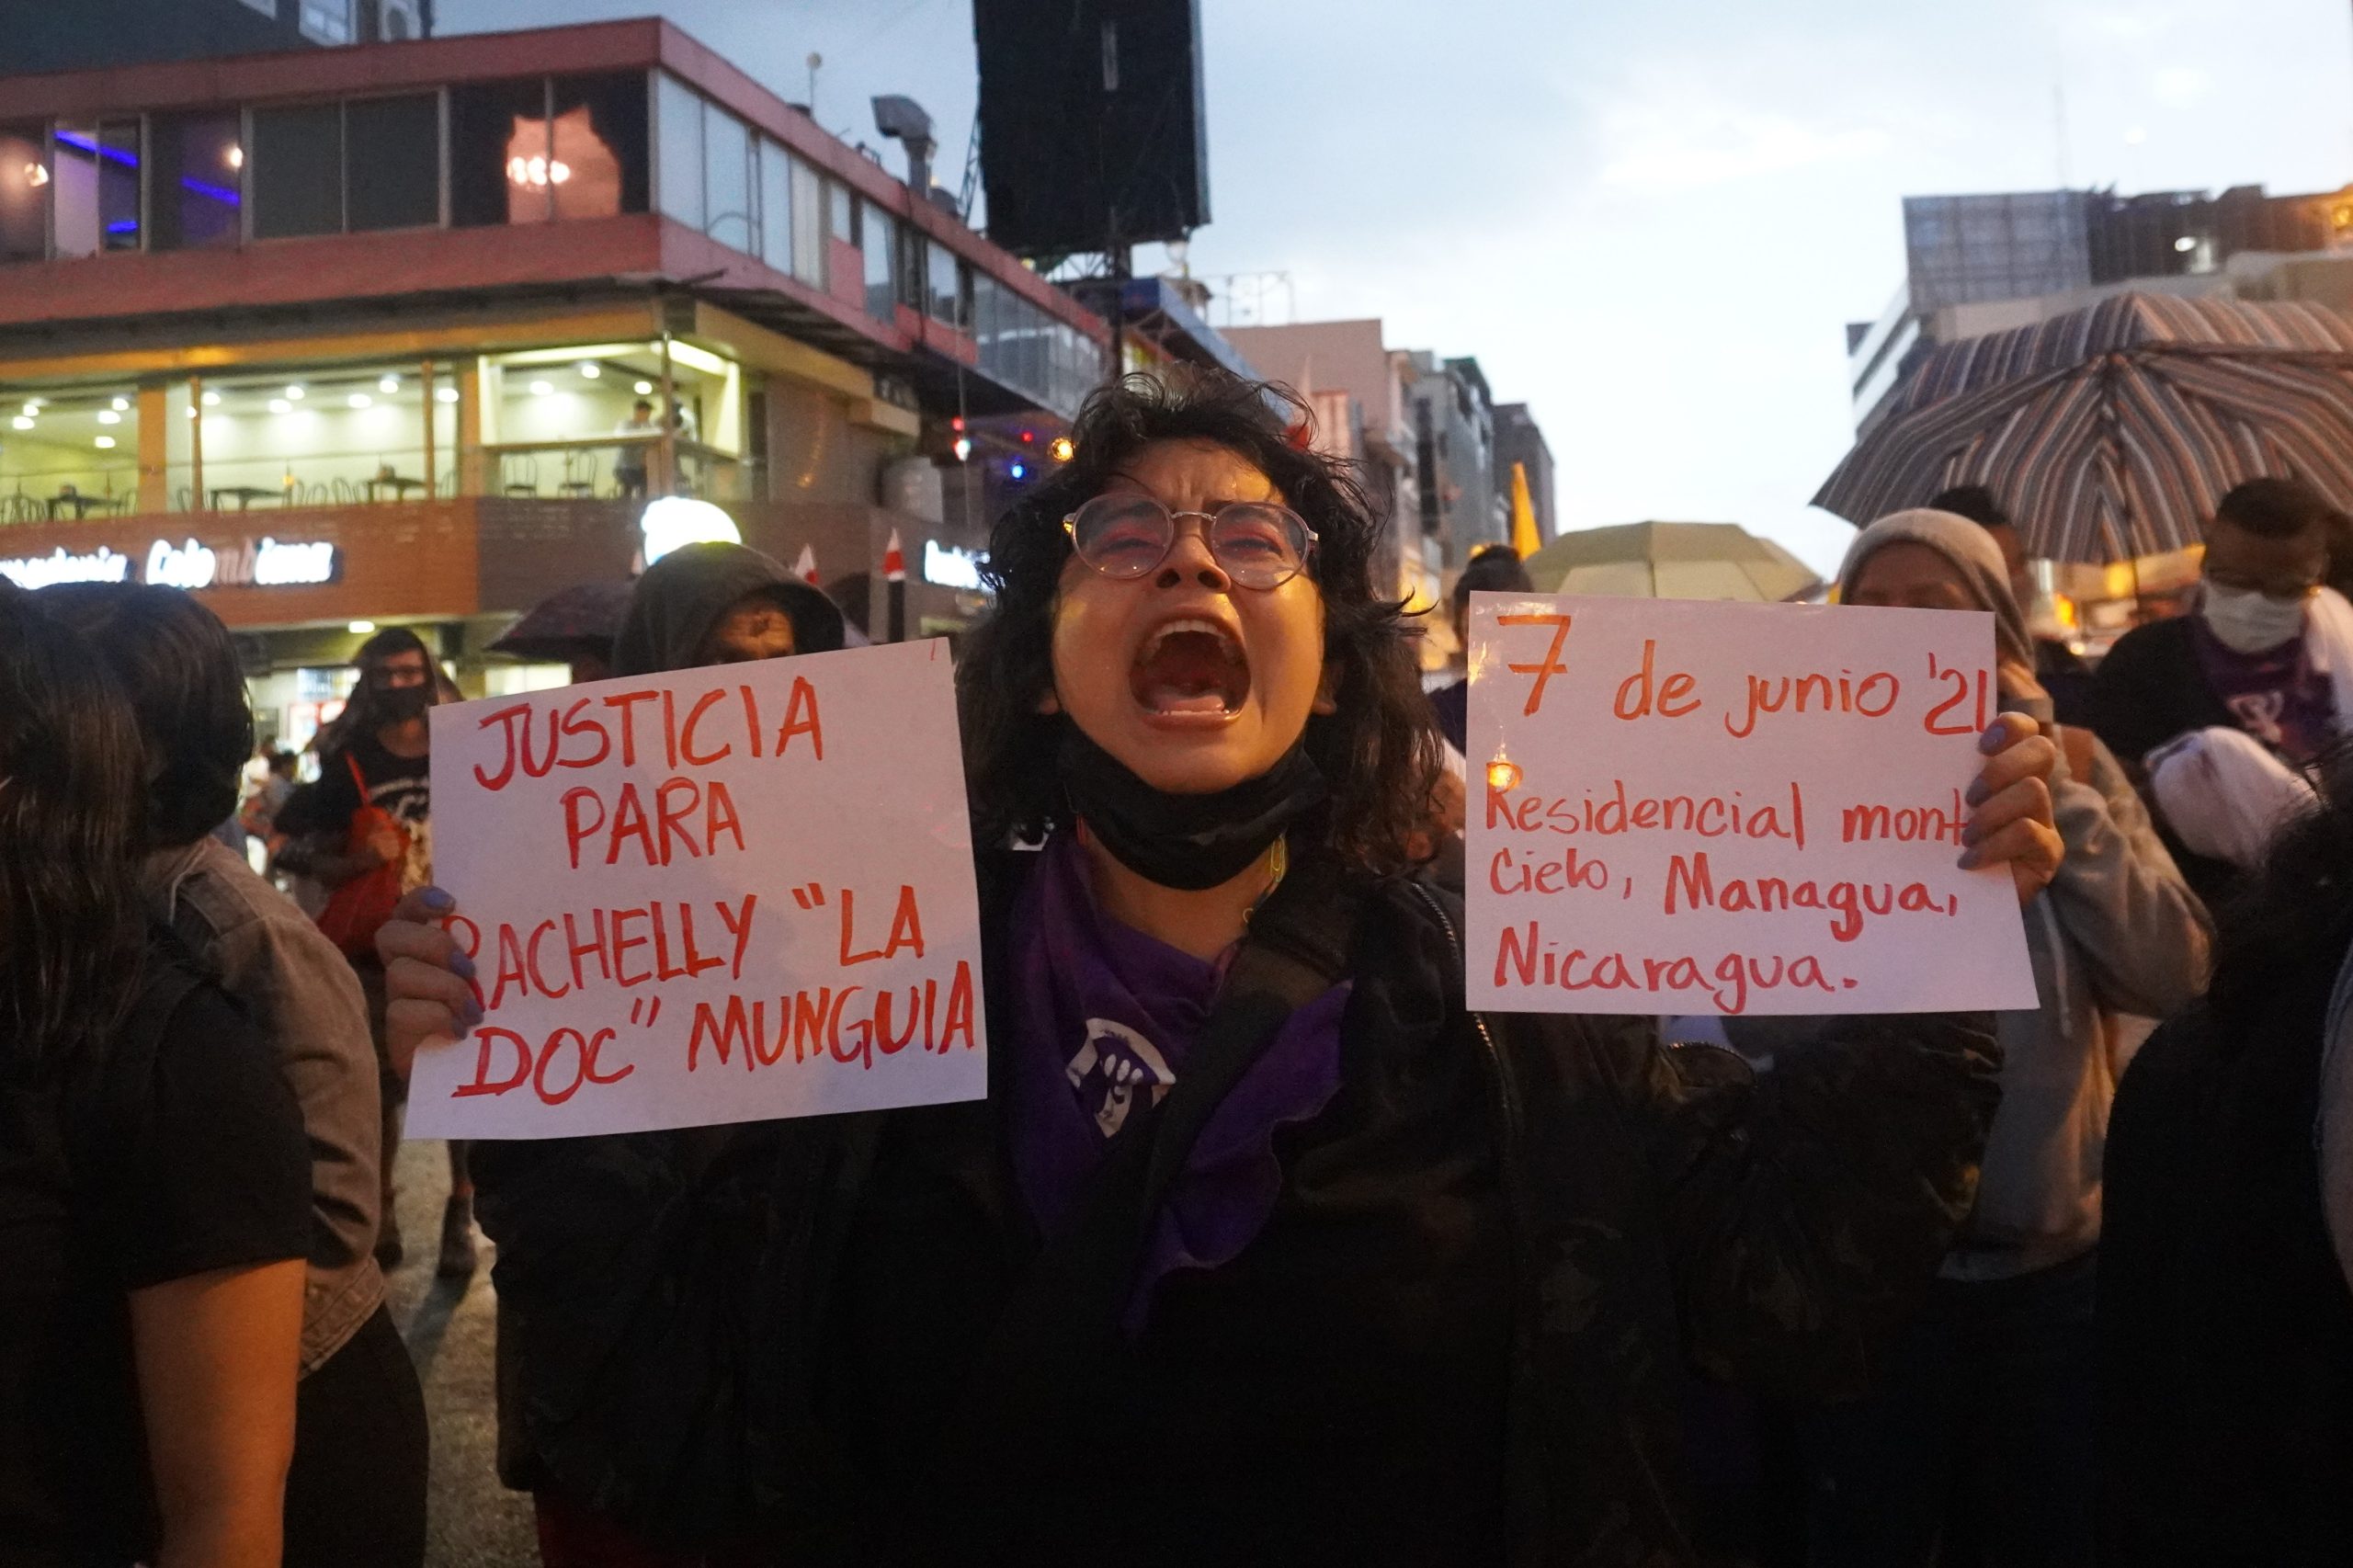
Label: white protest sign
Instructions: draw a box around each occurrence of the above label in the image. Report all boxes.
[405,639,986,1139]
[1466,595,2038,1016]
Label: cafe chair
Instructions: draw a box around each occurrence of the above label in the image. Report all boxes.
[503,455,540,497]
[558,449,599,497]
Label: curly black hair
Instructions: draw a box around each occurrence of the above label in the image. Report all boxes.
[957,369,1442,876]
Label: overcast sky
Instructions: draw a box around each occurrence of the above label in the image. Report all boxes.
[455,0,2353,574]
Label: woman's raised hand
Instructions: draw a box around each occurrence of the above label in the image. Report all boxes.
[1962,713,2062,905]
[375,886,479,1082]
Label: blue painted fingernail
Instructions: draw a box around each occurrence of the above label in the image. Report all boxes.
[462,1000,484,1028]
[1965,778,1990,807]
[1979,723,2006,754]
[450,952,477,980]
[1957,846,1982,869]
[423,886,453,911]
[1961,822,1982,846]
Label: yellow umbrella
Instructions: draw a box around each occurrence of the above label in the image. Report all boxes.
[1509,461,1542,559]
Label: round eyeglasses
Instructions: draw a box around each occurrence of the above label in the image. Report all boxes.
[1062,494,1319,590]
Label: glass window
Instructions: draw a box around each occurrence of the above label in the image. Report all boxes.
[251,103,344,239]
[551,73,648,221]
[756,136,790,267]
[895,221,925,310]
[345,95,438,232]
[827,180,853,244]
[654,74,702,231]
[51,126,99,258]
[926,239,959,325]
[701,101,752,251]
[300,1,351,43]
[97,121,140,251]
[149,111,243,252]
[788,153,823,286]
[0,127,48,264]
[860,199,894,321]
[449,79,550,227]
[53,121,142,255]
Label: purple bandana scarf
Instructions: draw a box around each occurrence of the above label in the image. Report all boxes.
[1007,831,1351,1332]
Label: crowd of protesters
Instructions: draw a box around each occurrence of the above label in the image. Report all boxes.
[0,369,2347,1568]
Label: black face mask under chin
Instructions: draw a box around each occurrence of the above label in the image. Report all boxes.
[1058,726,1327,891]
[377,684,431,722]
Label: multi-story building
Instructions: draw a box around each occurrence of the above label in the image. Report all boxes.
[1492,401,1554,544]
[0,17,1108,744]
[1847,181,2353,432]
[13,0,431,73]
[1219,318,1423,601]
[1407,352,1504,564]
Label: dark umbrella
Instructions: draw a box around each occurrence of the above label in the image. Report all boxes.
[1815,291,2353,563]
[486,580,634,665]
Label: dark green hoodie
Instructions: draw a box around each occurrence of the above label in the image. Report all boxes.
[611,542,847,677]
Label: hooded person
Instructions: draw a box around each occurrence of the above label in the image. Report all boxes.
[610,541,847,676]
[1749,508,2212,1568]
[463,538,844,1567]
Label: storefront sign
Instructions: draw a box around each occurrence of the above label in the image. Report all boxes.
[1465,594,2036,1017]
[923,540,987,591]
[406,639,988,1140]
[145,536,339,590]
[0,546,134,589]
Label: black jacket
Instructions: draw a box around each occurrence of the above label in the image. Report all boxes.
[2086,615,2244,907]
[2099,984,2353,1566]
[474,863,1999,1567]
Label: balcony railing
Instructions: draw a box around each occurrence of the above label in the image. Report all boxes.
[0,436,760,523]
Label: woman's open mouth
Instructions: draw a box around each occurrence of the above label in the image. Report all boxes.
[1130,617,1250,722]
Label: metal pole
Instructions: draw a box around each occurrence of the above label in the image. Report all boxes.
[420,359,436,497]
[188,374,203,510]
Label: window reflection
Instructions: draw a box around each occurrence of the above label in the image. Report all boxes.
[450,79,552,228]
[53,119,142,256]
[551,74,646,221]
[0,127,44,264]
[150,112,244,252]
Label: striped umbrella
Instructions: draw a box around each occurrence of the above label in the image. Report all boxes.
[1814,291,2353,562]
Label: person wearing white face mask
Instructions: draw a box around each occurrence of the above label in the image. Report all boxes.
[2091,477,2353,905]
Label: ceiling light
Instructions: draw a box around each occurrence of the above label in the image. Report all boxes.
[284,384,304,400]
[97,409,120,425]
[578,362,601,379]
[200,390,222,406]
[109,395,130,411]
[348,620,377,634]
[267,398,291,415]
[94,436,116,449]
[186,405,199,418]
[25,164,48,187]
[20,401,39,415]
[379,374,400,393]
[9,415,31,430]
[529,380,554,396]
[633,380,654,395]
[434,386,460,403]
[225,145,244,170]
[348,392,372,408]
[2175,235,2199,253]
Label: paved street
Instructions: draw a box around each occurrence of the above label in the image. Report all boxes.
[383,1137,539,1568]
